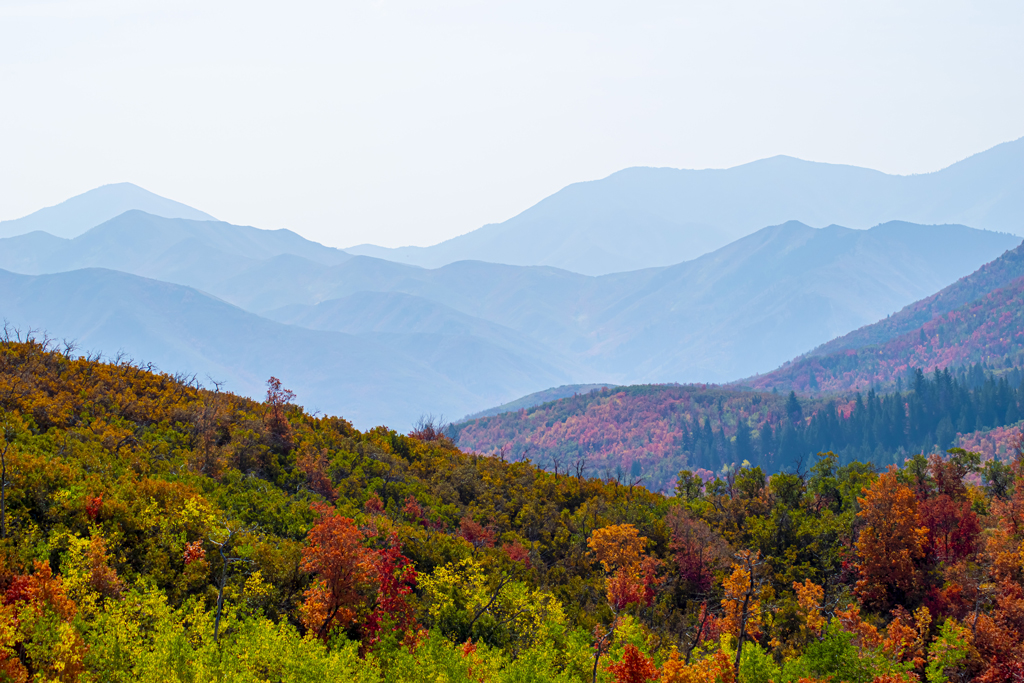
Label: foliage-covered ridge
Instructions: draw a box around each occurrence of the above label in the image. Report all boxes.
[1,339,1024,682]
[455,369,1024,490]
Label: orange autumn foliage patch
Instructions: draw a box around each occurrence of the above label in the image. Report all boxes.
[588,524,649,572]
[300,504,375,638]
[659,650,736,683]
[855,468,929,611]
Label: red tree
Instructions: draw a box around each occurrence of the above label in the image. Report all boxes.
[606,644,659,683]
[363,533,418,647]
[300,504,374,639]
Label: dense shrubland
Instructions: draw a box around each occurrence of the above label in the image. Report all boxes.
[2,339,1024,681]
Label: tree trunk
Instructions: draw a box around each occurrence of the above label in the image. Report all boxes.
[214,566,226,641]
[734,561,756,674]
[0,442,8,539]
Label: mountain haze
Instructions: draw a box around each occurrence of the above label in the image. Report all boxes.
[0,182,215,239]
[0,268,574,429]
[349,137,1024,275]
[0,199,1016,416]
[0,210,352,292]
[212,221,1019,383]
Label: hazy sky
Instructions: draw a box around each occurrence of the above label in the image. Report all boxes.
[1,0,1022,248]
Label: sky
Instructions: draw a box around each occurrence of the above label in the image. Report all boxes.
[1,0,1022,249]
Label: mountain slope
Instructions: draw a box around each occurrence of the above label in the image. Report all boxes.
[0,182,215,239]
[349,137,1024,275]
[232,221,1020,383]
[460,383,617,421]
[807,240,1024,357]
[745,274,1024,395]
[739,240,1024,394]
[0,268,575,429]
[576,221,1020,382]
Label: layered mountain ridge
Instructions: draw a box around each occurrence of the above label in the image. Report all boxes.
[1,139,1022,431]
[455,240,1024,480]
[0,182,216,239]
[349,137,1024,275]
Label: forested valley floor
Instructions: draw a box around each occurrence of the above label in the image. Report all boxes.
[2,339,1024,682]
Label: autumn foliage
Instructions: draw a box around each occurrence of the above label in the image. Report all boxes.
[2,337,1024,680]
[855,468,929,611]
[300,503,375,638]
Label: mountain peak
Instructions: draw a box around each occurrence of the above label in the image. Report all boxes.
[0,183,216,240]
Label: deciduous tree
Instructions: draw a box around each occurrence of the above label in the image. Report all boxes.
[855,468,928,611]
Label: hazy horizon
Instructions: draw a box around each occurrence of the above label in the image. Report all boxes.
[2,0,1022,249]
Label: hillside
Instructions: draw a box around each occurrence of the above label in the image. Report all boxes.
[746,273,1024,395]
[0,182,215,239]
[808,239,1024,357]
[348,137,1024,275]
[454,385,823,491]
[455,367,1024,491]
[459,383,618,421]
[3,337,1024,681]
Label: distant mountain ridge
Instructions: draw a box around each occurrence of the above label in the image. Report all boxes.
[2,210,1014,392]
[0,183,215,239]
[348,137,1024,275]
[0,210,352,292]
[215,219,1019,384]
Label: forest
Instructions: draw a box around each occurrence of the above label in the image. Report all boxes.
[2,338,1024,681]
[454,365,1024,492]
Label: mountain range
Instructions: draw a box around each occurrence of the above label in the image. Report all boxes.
[262,220,1019,384]
[0,209,351,292]
[454,238,1024,481]
[348,137,1024,275]
[2,208,1017,418]
[1,139,1022,430]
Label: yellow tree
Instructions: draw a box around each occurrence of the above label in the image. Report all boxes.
[721,550,763,672]
[794,579,825,639]
[587,524,648,572]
